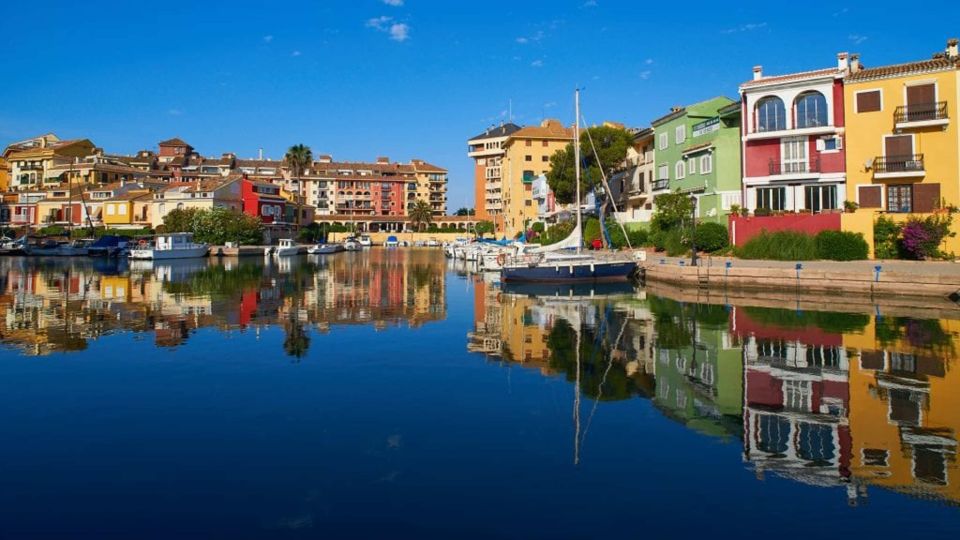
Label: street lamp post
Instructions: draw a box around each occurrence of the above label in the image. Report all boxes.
[690,195,698,267]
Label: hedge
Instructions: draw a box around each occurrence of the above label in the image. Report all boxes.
[735,230,817,260]
[814,230,868,261]
[693,222,729,253]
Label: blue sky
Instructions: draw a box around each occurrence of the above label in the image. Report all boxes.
[1,0,956,211]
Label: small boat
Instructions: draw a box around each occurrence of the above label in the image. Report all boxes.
[384,235,399,248]
[0,236,26,255]
[129,232,209,260]
[343,237,362,251]
[307,243,344,255]
[87,235,129,257]
[25,238,62,256]
[273,238,300,257]
[358,235,373,247]
[425,238,440,247]
[55,239,92,256]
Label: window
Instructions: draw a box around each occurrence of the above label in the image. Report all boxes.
[795,91,828,128]
[675,161,685,180]
[818,135,842,152]
[700,154,713,174]
[658,164,668,180]
[541,140,548,147]
[856,90,882,113]
[757,187,786,210]
[106,204,115,216]
[887,184,912,213]
[675,125,686,144]
[525,155,532,162]
[687,157,696,174]
[782,136,807,173]
[756,96,786,132]
[541,155,549,162]
[525,140,532,147]
[805,185,838,212]
[118,204,127,215]
[658,133,668,150]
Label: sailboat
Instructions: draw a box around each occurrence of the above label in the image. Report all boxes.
[500,89,638,283]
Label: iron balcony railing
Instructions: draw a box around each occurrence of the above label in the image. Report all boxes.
[769,157,821,176]
[873,154,925,174]
[894,102,948,124]
[652,179,670,191]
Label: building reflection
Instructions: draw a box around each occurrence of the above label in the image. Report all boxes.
[0,250,445,357]
[470,285,960,506]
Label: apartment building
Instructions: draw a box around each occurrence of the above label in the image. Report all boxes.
[467,123,521,231]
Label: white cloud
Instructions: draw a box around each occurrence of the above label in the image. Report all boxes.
[366,16,392,30]
[644,58,654,65]
[291,50,302,57]
[639,70,652,80]
[389,23,410,42]
[531,59,543,68]
[849,34,868,45]
[721,22,767,34]
[833,7,849,16]
[382,0,404,5]
[582,0,598,6]
[516,37,528,44]
[543,101,557,109]
[515,30,544,45]
[263,35,273,43]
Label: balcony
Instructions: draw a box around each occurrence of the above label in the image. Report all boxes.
[873,154,925,179]
[894,102,948,129]
[768,157,821,176]
[652,179,670,192]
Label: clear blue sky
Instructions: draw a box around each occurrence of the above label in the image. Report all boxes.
[1,1,955,212]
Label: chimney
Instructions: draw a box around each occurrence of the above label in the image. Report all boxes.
[752,65,763,80]
[850,54,861,74]
[948,38,959,59]
[670,106,682,113]
[837,52,849,72]
[377,156,390,164]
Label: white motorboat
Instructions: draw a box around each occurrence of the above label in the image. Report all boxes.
[308,243,344,255]
[384,235,399,248]
[358,235,373,247]
[343,237,361,251]
[425,238,440,247]
[274,238,300,257]
[128,233,209,260]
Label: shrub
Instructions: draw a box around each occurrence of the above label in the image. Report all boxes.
[735,230,817,260]
[873,216,903,259]
[664,229,688,256]
[815,230,868,261]
[900,214,954,260]
[693,222,729,253]
[844,200,859,213]
[583,217,602,244]
[753,207,772,217]
[530,222,545,234]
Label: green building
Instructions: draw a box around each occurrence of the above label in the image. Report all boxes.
[651,97,742,224]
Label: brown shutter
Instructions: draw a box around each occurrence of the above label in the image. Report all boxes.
[885,135,913,158]
[906,84,935,106]
[913,183,941,213]
[856,91,881,113]
[860,351,884,370]
[858,185,882,208]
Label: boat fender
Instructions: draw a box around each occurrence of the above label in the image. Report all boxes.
[590,263,595,273]
[138,240,147,247]
[497,253,506,266]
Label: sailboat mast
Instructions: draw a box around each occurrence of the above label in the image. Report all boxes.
[574,89,582,255]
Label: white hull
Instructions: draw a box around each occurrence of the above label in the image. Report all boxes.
[129,245,209,260]
[274,247,300,257]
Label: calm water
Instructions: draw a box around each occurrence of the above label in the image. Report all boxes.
[0,250,958,539]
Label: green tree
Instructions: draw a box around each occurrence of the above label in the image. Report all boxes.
[191,207,264,245]
[284,144,313,227]
[546,125,633,205]
[162,207,202,233]
[475,220,495,238]
[409,200,433,232]
[283,320,311,360]
[651,192,696,232]
[455,207,475,216]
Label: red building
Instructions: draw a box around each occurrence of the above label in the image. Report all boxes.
[241,177,287,224]
[739,53,850,214]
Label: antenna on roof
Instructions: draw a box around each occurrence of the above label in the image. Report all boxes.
[258,148,263,160]
[509,99,513,122]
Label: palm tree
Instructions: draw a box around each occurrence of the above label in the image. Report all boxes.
[409,199,433,232]
[284,144,313,227]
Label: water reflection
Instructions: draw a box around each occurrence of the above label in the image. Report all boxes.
[470,277,960,507]
[0,250,446,357]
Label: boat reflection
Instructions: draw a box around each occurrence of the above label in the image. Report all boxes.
[469,279,960,506]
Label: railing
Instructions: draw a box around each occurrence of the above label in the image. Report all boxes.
[873,154,925,174]
[652,179,670,191]
[769,157,821,175]
[894,102,948,124]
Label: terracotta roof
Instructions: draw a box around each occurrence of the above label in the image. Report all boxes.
[410,160,447,173]
[847,57,959,83]
[740,67,839,89]
[508,120,574,141]
[468,123,522,142]
[106,189,152,202]
[682,141,713,155]
[158,137,191,147]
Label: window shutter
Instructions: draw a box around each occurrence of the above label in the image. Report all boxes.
[836,136,843,150]
[858,185,882,208]
[913,183,941,213]
[816,139,825,151]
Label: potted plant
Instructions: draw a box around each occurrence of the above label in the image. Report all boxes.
[843,200,859,213]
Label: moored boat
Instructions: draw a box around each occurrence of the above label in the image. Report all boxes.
[358,235,373,247]
[307,243,345,255]
[128,233,209,260]
[273,238,300,257]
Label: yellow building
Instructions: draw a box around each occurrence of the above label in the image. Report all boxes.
[500,119,573,237]
[844,39,959,235]
[103,190,152,228]
[6,138,96,191]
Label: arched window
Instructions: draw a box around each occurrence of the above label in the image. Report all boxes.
[795,91,828,128]
[675,160,685,180]
[756,96,786,132]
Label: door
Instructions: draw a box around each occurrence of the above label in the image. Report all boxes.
[782,137,807,174]
[884,135,913,172]
[906,83,935,121]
